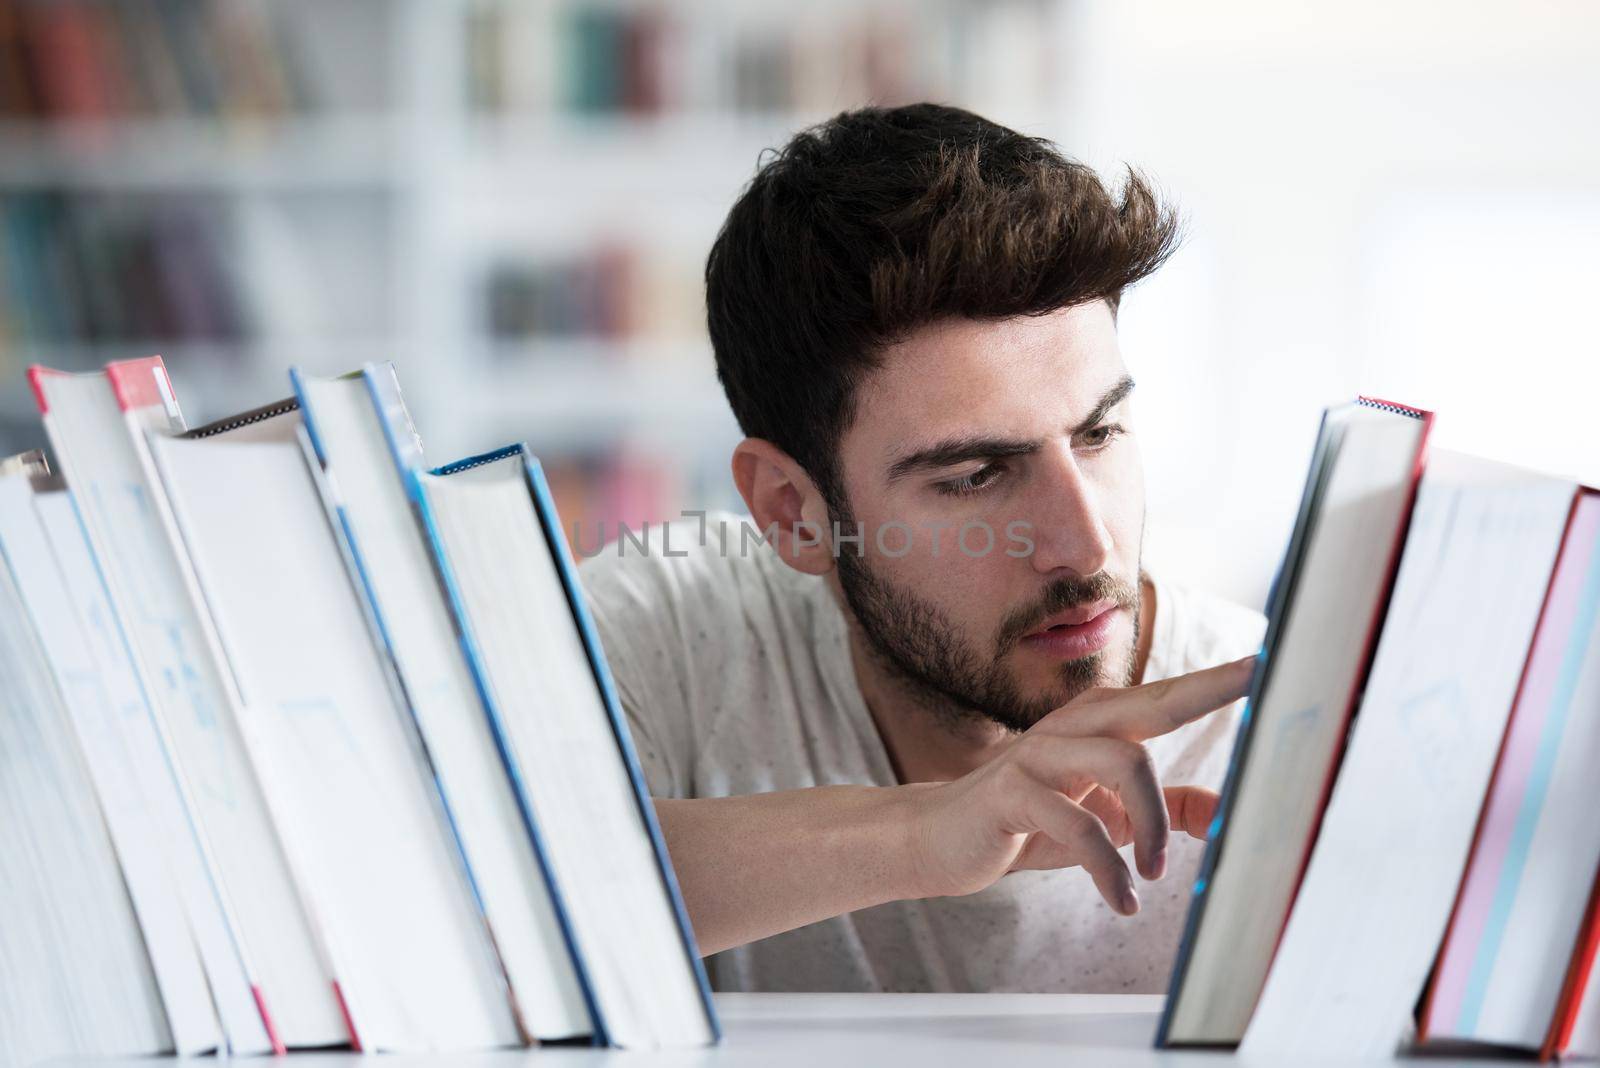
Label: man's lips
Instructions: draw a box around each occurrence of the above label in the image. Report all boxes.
[1026,599,1120,636]
[1019,600,1121,660]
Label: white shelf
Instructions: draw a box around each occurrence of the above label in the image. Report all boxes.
[0,116,404,191]
[451,113,810,199]
[473,366,731,425]
[482,337,712,366]
[463,111,826,149]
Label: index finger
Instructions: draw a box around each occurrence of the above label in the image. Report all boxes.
[1044,653,1258,742]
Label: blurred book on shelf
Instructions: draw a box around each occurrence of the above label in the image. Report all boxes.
[486,245,635,342]
[0,189,390,368]
[484,243,703,345]
[0,191,245,346]
[463,0,1054,121]
[0,0,310,121]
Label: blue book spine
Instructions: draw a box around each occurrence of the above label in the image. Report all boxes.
[1154,409,1335,1048]
[358,372,607,1047]
[289,365,530,1041]
[517,450,721,1042]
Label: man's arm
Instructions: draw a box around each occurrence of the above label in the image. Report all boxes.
[657,784,932,957]
[657,656,1253,957]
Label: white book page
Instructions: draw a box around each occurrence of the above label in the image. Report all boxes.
[299,374,590,1040]
[425,463,713,1049]
[0,536,171,1065]
[0,477,219,1054]
[35,490,270,1052]
[151,432,519,1053]
[1167,407,1425,1042]
[36,373,282,1054]
[1242,452,1577,1058]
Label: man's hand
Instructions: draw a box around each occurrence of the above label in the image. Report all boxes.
[900,655,1256,914]
[655,655,1254,956]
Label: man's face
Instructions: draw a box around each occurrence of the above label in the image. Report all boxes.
[829,301,1145,732]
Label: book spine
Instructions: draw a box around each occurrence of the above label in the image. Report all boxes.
[1156,409,1340,1047]
[287,402,525,1045]
[359,367,606,1047]
[1284,411,1432,967]
[123,399,282,1056]
[521,452,721,1042]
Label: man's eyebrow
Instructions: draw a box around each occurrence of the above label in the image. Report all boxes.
[885,436,1041,485]
[883,375,1137,486]
[1070,374,1136,435]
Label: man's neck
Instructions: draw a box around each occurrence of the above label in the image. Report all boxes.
[850,574,1158,785]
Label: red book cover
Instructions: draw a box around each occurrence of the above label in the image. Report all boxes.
[104,354,181,419]
[0,0,39,116]
[1416,489,1594,1051]
[1540,494,1600,1061]
[1543,853,1600,1058]
[28,2,112,119]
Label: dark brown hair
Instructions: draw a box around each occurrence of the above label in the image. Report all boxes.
[705,103,1180,503]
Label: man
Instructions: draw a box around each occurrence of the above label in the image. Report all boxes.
[580,104,1266,994]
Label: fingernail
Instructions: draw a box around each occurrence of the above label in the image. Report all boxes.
[1120,885,1140,915]
[1151,847,1167,880]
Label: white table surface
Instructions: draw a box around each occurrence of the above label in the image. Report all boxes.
[47,993,1531,1066]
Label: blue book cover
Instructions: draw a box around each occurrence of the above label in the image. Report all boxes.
[360,368,721,1045]
[291,364,600,1046]
[356,367,636,1042]
[442,444,721,1043]
[1154,409,1337,1047]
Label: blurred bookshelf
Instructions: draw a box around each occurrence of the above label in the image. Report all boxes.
[0,0,1066,537]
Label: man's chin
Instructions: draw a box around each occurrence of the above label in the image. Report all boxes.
[1005,647,1136,718]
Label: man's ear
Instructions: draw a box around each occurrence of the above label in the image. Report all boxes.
[731,438,837,576]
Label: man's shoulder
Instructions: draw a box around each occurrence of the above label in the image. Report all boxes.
[578,510,801,603]
[1147,575,1267,682]
[577,511,832,797]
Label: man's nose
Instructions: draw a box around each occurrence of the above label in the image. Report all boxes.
[1025,441,1114,577]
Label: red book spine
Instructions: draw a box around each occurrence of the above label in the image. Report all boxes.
[29,3,110,119]
[1541,493,1600,1061]
[250,985,286,1056]
[104,354,171,412]
[26,364,63,414]
[1418,489,1581,1047]
[331,981,362,1052]
[1545,872,1600,1059]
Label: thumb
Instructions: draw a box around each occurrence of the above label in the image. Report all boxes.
[1164,785,1220,840]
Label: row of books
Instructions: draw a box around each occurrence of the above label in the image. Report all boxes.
[1,193,247,346]
[0,355,718,1066]
[1159,398,1600,1060]
[542,447,683,552]
[463,1,1051,118]
[0,0,311,121]
[484,246,703,343]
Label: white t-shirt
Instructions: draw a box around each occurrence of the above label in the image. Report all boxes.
[579,512,1266,994]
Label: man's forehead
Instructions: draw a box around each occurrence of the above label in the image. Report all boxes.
[851,304,1127,447]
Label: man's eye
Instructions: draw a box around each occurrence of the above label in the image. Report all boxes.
[1080,423,1126,450]
[936,462,1006,497]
